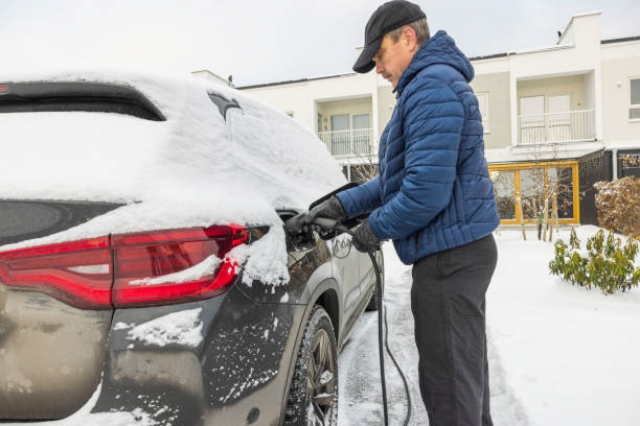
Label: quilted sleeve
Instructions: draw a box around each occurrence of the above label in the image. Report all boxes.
[336,175,383,219]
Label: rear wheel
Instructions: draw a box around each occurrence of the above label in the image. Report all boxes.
[284,305,338,426]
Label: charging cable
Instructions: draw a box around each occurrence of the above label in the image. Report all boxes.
[312,218,412,426]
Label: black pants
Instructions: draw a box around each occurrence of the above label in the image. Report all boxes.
[411,234,497,426]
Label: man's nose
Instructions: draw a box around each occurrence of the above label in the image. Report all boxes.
[375,62,383,74]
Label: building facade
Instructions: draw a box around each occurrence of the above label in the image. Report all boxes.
[237,12,640,226]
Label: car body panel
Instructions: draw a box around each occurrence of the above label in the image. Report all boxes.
[92,285,305,426]
[0,286,111,419]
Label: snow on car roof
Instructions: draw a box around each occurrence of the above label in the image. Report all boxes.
[1,70,345,206]
[0,70,347,285]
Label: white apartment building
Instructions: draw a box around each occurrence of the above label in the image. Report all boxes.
[233,12,640,226]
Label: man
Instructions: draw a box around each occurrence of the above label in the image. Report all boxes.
[304,1,500,425]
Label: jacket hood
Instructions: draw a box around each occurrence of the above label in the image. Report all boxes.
[396,30,474,96]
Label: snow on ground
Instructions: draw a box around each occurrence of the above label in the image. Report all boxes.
[339,226,640,426]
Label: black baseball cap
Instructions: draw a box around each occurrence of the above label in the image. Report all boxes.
[353,0,426,73]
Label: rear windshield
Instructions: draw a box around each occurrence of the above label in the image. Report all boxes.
[0,200,123,246]
[0,82,165,121]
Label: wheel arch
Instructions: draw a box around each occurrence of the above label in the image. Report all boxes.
[314,288,341,342]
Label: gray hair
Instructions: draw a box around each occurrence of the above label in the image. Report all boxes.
[388,18,430,45]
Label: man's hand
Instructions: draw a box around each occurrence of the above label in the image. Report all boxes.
[352,220,380,253]
[284,213,314,235]
[284,196,346,235]
[308,196,346,222]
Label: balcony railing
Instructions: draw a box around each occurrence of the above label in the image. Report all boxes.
[518,109,595,145]
[318,128,374,157]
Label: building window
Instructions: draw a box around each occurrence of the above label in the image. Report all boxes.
[491,169,516,220]
[476,93,489,133]
[331,114,350,155]
[517,94,589,144]
[328,114,372,156]
[519,96,545,144]
[353,114,371,155]
[489,162,579,225]
[630,78,640,120]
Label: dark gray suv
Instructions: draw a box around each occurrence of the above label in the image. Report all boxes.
[0,72,382,425]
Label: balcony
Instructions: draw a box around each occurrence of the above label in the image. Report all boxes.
[518,109,596,145]
[318,128,374,157]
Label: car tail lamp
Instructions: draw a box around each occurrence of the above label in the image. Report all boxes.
[0,225,250,309]
[0,237,112,309]
[112,225,249,307]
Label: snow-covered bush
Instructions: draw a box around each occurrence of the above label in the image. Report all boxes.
[594,176,640,237]
[549,228,640,294]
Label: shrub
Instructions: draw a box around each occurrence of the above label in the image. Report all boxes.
[549,228,640,294]
[594,176,640,237]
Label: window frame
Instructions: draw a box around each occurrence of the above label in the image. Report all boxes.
[330,114,350,156]
[352,113,371,155]
[630,77,640,122]
[489,161,580,225]
[476,92,490,133]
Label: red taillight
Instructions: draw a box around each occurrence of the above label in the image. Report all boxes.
[112,225,249,308]
[0,225,250,309]
[0,237,112,309]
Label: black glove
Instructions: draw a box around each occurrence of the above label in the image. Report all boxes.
[352,220,380,253]
[308,196,346,222]
[284,196,346,236]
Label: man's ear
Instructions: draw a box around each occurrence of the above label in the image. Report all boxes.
[402,26,418,52]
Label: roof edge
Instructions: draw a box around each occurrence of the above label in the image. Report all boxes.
[602,35,640,45]
[237,72,357,90]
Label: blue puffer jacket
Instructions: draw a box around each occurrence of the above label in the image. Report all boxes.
[336,30,500,265]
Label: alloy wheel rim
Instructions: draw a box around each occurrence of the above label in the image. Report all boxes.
[305,328,337,425]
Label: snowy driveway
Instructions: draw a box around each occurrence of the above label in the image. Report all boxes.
[338,241,428,425]
[339,227,640,426]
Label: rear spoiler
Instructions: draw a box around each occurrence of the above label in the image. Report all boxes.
[0,81,165,121]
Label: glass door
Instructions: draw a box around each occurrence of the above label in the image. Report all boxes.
[352,114,370,154]
[330,114,350,155]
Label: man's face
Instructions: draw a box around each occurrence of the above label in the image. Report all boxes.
[373,30,414,89]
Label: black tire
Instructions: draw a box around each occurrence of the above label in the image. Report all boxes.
[284,305,338,426]
[365,249,384,311]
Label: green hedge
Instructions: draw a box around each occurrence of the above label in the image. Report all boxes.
[549,228,640,294]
